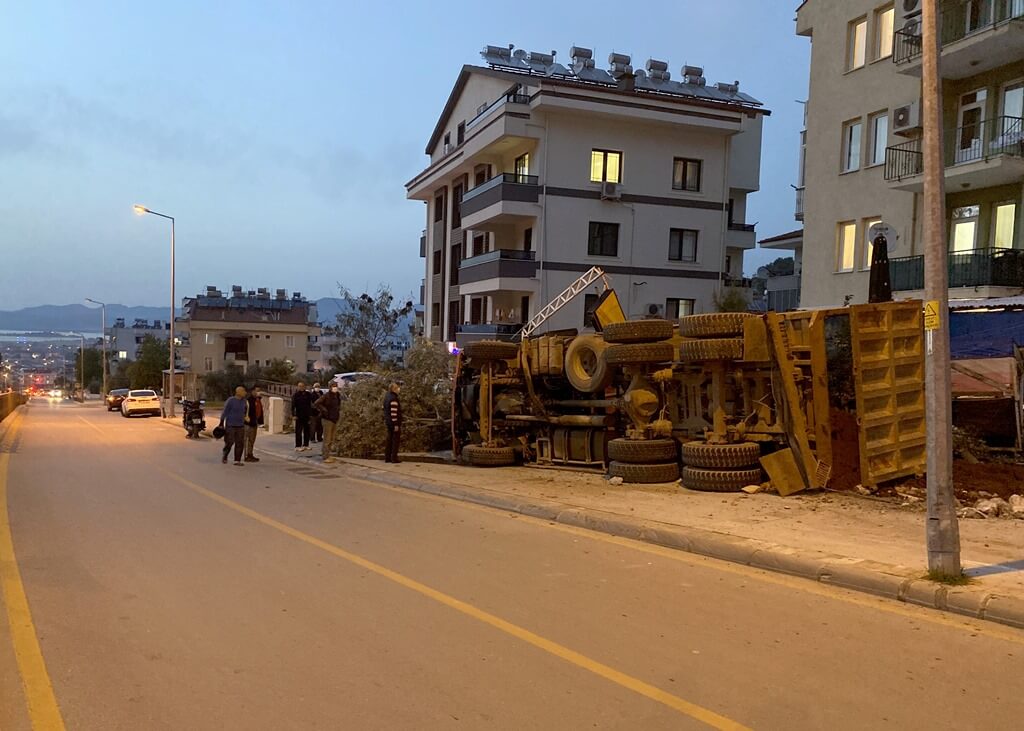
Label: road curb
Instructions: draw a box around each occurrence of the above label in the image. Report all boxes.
[256,444,1024,631]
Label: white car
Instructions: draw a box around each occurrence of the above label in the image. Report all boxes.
[121,389,162,417]
[330,371,377,389]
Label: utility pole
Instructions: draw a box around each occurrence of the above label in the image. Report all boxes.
[922,0,961,576]
[86,299,107,397]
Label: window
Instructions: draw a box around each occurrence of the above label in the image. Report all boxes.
[951,205,980,252]
[868,112,888,166]
[863,217,882,270]
[836,221,856,272]
[583,294,599,328]
[672,158,702,191]
[669,229,699,263]
[118,350,128,360]
[590,149,622,183]
[286,335,295,348]
[523,227,533,251]
[254,360,260,367]
[666,298,696,319]
[432,249,442,275]
[443,132,451,149]
[431,302,441,327]
[994,202,1016,248]
[848,17,867,70]
[204,333,214,345]
[875,6,895,60]
[588,222,620,256]
[842,119,863,172]
[452,183,463,229]
[472,233,487,258]
[433,192,445,222]
[514,153,530,182]
[456,121,465,145]
[449,245,460,286]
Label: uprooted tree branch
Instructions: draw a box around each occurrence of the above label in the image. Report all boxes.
[328,284,414,371]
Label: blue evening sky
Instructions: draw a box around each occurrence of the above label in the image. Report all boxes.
[0,1,807,310]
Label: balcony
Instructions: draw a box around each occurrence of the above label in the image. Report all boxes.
[459,249,539,293]
[460,173,541,230]
[726,222,757,249]
[795,187,805,222]
[419,230,426,258]
[889,247,1024,292]
[894,0,1024,78]
[455,323,520,346]
[884,116,1024,192]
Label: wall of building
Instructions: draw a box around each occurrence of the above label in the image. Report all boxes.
[185,321,316,375]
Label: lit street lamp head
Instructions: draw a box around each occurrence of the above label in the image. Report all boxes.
[133,204,148,215]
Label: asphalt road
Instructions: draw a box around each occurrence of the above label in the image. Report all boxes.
[1,399,1023,730]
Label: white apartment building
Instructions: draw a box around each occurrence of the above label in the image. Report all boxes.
[796,0,1024,307]
[406,44,769,344]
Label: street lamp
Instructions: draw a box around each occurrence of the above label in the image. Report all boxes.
[134,204,177,418]
[70,333,85,401]
[85,298,107,398]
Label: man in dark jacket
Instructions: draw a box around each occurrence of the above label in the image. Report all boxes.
[310,382,325,443]
[244,385,265,462]
[292,381,315,452]
[219,386,248,466]
[314,383,342,463]
[382,381,401,463]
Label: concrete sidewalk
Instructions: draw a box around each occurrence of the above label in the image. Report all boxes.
[251,429,1024,629]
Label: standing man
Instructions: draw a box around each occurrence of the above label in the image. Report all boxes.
[310,381,325,443]
[220,386,249,466]
[314,382,342,464]
[292,381,315,452]
[244,384,265,463]
[382,381,402,463]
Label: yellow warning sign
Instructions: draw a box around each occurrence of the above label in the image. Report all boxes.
[924,300,941,331]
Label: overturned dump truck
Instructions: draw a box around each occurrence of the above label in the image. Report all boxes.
[452,269,928,493]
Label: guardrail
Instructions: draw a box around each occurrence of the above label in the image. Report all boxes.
[1,392,27,424]
[889,247,1024,291]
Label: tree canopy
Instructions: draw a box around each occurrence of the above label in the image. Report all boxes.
[330,284,414,371]
[127,335,169,390]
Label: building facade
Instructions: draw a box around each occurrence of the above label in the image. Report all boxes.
[797,0,1024,307]
[407,45,769,344]
[177,287,321,376]
[107,318,170,367]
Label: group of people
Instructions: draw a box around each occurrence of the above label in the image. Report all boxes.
[216,379,403,466]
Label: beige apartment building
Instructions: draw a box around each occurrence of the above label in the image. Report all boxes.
[796,0,1024,308]
[177,286,321,375]
[406,44,769,344]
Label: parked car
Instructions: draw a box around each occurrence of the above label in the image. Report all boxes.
[106,388,130,411]
[330,371,378,389]
[121,389,162,417]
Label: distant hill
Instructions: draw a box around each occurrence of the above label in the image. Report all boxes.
[0,297,421,334]
[0,304,176,332]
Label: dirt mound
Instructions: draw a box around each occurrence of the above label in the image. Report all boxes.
[902,460,1024,500]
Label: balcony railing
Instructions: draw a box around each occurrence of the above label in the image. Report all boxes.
[461,248,536,266]
[461,172,540,204]
[722,276,753,288]
[889,247,1024,291]
[794,187,805,222]
[895,0,1024,64]
[884,116,1024,182]
[455,323,521,336]
[466,91,531,132]
[728,223,756,232]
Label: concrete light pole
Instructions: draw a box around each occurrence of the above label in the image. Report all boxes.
[921,0,962,576]
[134,205,176,418]
[85,298,107,397]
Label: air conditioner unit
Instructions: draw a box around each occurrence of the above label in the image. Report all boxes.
[892,101,922,136]
[644,303,665,318]
[902,0,922,18]
[600,181,621,200]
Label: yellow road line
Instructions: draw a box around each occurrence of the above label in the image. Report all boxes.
[318,466,1024,646]
[160,468,749,731]
[76,415,107,437]
[0,413,66,730]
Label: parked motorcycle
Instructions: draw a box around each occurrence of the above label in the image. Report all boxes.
[181,398,207,438]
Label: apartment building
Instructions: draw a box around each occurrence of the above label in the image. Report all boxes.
[177,286,321,375]
[797,0,1024,307]
[107,318,170,367]
[406,44,769,344]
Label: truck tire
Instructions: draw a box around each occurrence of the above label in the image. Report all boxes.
[678,338,743,362]
[608,461,680,484]
[564,335,612,393]
[462,340,520,361]
[678,312,758,338]
[602,319,673,344]
[462,444,516,467]
[604,342,674,366]
[681,441,761,469]
[607,438,678,464]
[681,466,762,493]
